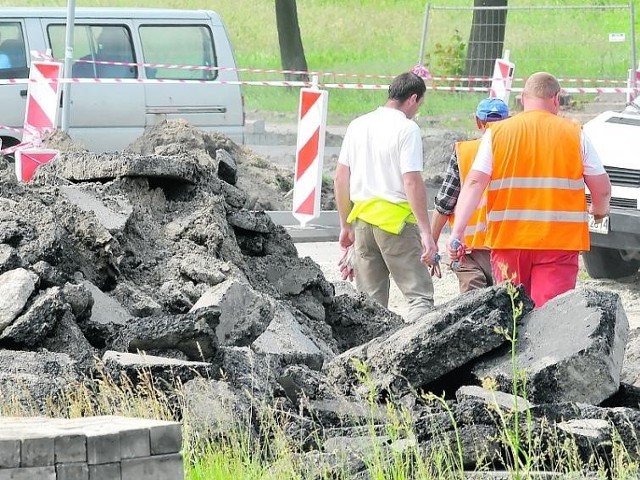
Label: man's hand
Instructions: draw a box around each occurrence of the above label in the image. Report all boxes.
[588,203,609,221]
[338,225,354,250]
[419,231,438,266]
[447,237,467,261]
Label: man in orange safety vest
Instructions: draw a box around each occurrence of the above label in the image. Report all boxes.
[448,72,611,307]
[431,97,509,293]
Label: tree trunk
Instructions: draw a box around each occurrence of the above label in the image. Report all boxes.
[465,0,508,80]
[275,0,309,82]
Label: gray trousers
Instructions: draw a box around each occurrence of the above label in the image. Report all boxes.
[354,220,434,322]
[455,249,494,293]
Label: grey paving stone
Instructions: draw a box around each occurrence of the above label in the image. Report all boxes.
[21,436,55,467]
[120,453,184,480]
[119,428,150,459]
[88,462,121,480]
[149,423,182,455]
[55,434,87,464]
[56,462,89,480]
[0,466,56,480]
[0,438,20,468]
[86,432,120,465]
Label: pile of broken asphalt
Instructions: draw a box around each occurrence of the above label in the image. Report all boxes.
[1,120,640,476]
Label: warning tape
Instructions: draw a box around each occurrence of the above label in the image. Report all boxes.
[28,51,630,86]
[0,77,636,94]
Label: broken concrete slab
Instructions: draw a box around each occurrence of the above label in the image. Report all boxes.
[325,284,532,397]
[472,289,628,405]
[60,283,94,322]
[82,281,131,327]
[227,210,273,234]
[190,279,275,346]
[0,268,38,332]
[102,351,212,385]
[422,424,501,470]
[244,254,333,301]
[251,302,327,370]
[0,350,80,408]
[325,293,404,352]
[216,148,238,185]
[111,307,220,361]
[456,385,532,413]
[60,185,132,234]
[41,310,96,368]
[79,280,130,348]
[218,346,281,398]
[278,364,338,404]
[50,152,202,185]
[621,327,640,387]
[303,397,388,428]
[177,254,227,286]
[182,378,252,440]
[0,244,21,274]
[0,287,67,347]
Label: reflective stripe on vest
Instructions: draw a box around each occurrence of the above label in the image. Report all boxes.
[487,210,588,222]
[488,177,585,191]
[448,138,488,249]
[486,110,589,251]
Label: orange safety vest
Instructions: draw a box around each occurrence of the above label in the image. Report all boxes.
[448,139,487,249]
[485,110,589,251]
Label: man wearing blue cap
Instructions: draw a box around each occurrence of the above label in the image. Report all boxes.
[431,97,509,292]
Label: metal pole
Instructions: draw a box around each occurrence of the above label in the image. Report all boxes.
[417,3,431,65]
[61,0,76,132]
[630,1,637,72]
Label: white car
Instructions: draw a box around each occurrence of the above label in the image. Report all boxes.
[582,99,640,279]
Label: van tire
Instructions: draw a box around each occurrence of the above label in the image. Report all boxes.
[582,246,640,279]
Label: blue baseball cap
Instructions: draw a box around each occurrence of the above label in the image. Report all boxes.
[476,97,509,121]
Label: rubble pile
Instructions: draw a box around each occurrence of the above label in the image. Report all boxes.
[0,121,639,477]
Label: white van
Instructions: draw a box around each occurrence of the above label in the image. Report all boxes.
[0,7,245,152]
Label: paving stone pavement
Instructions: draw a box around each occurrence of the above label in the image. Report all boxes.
[0,416,183,480]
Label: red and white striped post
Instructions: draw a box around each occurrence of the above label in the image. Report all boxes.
[292,75,328,226]
[14,60,63,182]
[626,67,640,104]
[489,50,515,104]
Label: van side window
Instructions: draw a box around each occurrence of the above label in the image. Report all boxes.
[0,22,28,79]
[139,25,217,80]
[48,24,137,79]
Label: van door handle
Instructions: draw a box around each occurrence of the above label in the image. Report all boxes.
[20,89,27,98]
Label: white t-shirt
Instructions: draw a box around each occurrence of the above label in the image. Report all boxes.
[338,107,423,203]
[472,129,606,176]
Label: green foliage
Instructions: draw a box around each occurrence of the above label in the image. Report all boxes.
[425,29,466,77]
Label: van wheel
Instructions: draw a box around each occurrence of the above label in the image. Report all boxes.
[582,246,640,279]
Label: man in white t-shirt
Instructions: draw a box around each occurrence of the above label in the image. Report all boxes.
[334,71,438,322]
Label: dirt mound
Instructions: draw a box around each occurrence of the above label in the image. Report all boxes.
[43,129,88,153]
[126,119,293,210]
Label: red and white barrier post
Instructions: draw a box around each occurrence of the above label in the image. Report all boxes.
[489,50,515,104]
[292,75,328,227]
[626,67,640,104]
[14,60,63,182]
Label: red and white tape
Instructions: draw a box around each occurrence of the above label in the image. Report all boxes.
[0,77,635,94]
[27,51,631,86]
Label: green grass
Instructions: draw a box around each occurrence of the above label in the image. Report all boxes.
[1,0,637,120]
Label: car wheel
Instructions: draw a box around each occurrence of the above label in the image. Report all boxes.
[582,246,640,279]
